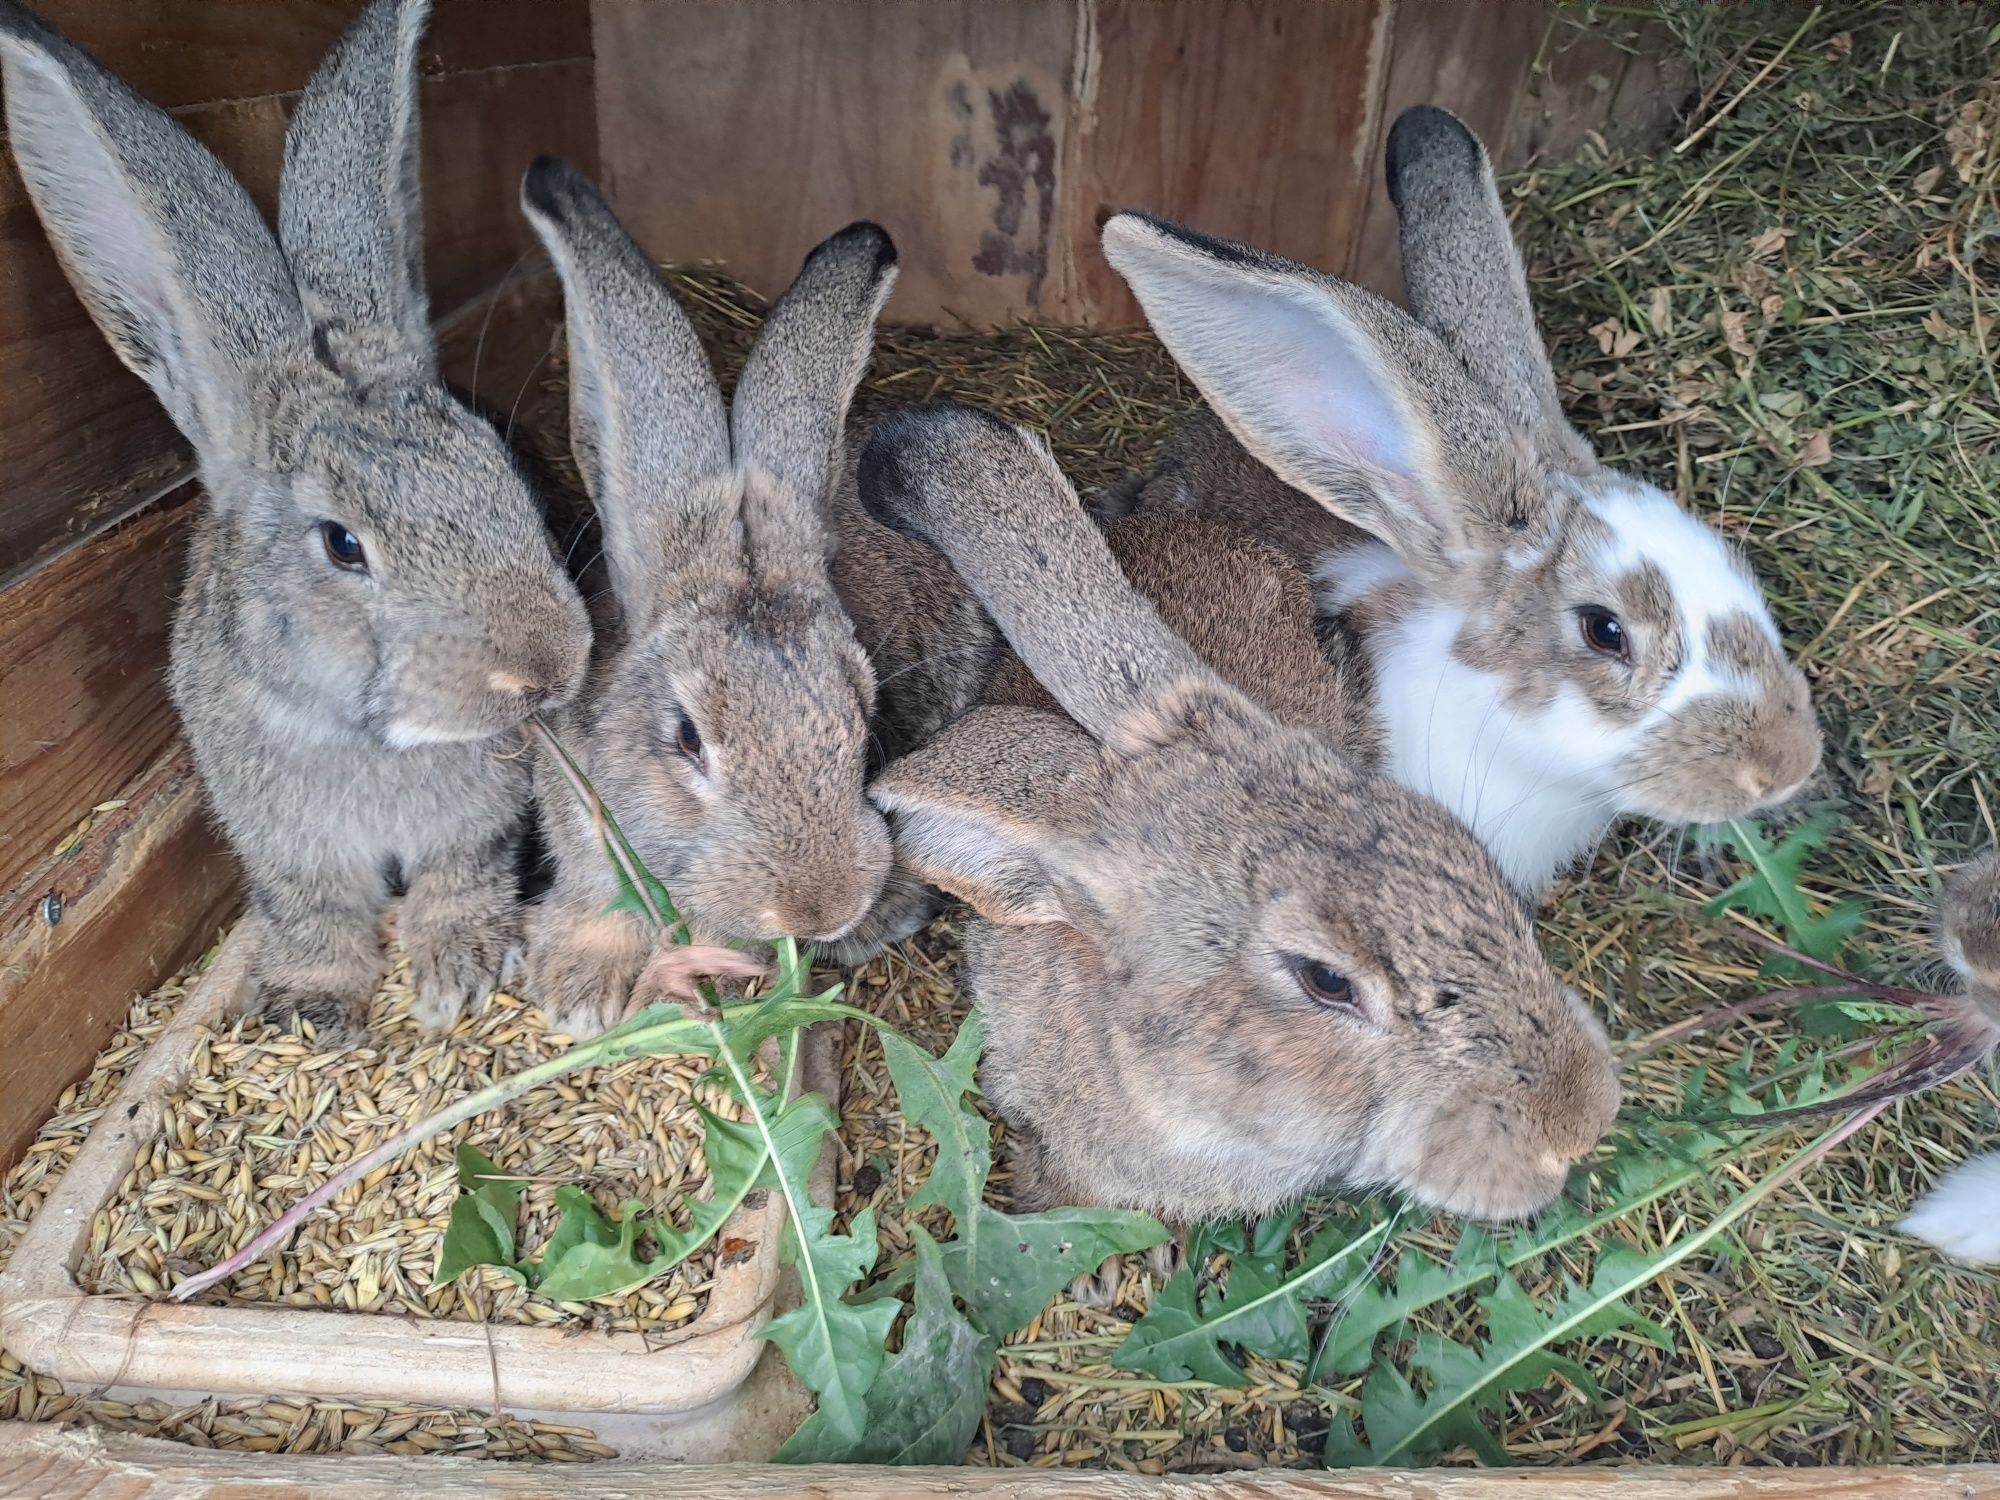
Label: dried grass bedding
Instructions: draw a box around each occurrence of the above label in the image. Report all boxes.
[5,0,1999,1471]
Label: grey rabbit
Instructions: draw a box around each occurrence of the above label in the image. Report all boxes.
[0,0,592,1040]
[517,159,935,1038]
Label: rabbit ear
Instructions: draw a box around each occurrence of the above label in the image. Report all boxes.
[1102,211,1526,579]
[0,4,307,464]
[277,0,434,376]
[1386,106,1592,471]
[856,402,1220,751]
[730,221,899,568]
[870,706,1099,928]
[521,156,732,627]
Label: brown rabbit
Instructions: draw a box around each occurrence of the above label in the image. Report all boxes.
[856,402,1620,1231]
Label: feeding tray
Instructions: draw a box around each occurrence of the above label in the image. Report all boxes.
[0,920,835,1459]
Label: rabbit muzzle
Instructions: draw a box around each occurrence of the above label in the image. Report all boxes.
[377,599,591,748]
[684,798,895,949]
[1623,687,1821,825]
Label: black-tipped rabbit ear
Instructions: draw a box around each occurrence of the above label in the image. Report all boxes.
[856,403,1217,753]
[278,0,434,375]
[1385,105,1592,471]
[869,706,1099,929]
[0,3,307,467]
[520,156,732,628]
[730,221,899,566]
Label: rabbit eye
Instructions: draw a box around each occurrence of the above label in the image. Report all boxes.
[1295,960,1356,1008]
[1576,607,1628,661]
[319,522,368,573]
[675,715,704,759]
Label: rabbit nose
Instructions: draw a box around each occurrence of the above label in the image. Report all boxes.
[488,670,540,696]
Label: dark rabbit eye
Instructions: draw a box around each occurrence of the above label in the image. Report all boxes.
[1577,607,1628,661]
[675,715,703,759]
[1296,960,1356,1008]
[319,522,368,573]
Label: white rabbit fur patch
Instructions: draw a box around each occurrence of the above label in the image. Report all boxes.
[1899,1152,2000,1264]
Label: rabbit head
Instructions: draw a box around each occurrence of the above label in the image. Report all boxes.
[861,403,1620,1225]
[521,159,895,951]
[1100,106,1820,895]
[0,0,590,749]
[1940,850,2000,1019]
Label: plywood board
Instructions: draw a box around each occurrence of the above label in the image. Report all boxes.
[1345,0,1549,304]
[0,748,236,1171]
[1060,0,1394,326]
[592,0,1078,330]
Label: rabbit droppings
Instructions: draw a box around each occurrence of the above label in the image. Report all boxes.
[858,403,1621,1239]
[1100,106,1821,899]
[515,161,936,1038]
[0,0,592,1041]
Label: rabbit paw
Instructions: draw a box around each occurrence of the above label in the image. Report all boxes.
[1066,1260,1126,1310]
[1145,1237,1184,1282]
[404,915,514,1031]
[523,915,647,1041]
[258,987,368,1048]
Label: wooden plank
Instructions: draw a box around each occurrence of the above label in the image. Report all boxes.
[0,748,238,1172]
[1501,13,1690,173]
[2,1424,1997,1500]
[592,0,1078,328]
[1060,0,1395,326]
[0,4,594,583]
[0,493,193,901]
[22,0,592,112]
[1346,0,1550,303]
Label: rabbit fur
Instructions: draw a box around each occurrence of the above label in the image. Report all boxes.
[1898,851,2000,1264]
[517,160,937,1038]
[858,402,1620,1227]
[1099,106,1821,898]
[0,0,592,1039]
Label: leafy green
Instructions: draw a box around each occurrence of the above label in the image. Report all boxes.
[434,1144,528,1285]
[1117,1212,1393,1385]
[779,1008,1165,1463]
[776,1228,998,1465]
[1701,817,1866,1033]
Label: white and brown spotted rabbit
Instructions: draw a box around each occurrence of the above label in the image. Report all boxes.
[517,160,936,1037]
[858,402,1621,1230]
[0,0,592,1040]
[1100,106,1821,897]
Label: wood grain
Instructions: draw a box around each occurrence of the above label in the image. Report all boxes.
[592,0,1078,329]
[1,1423,1996,1499]
[0,748,238,1172]
[0,1,594,583]
[1060,0,1394,326]
[0,493,195,902]
[1345,0,1550,303]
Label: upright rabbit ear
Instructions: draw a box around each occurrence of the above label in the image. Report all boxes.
[0,3,307,465]
[278,0,434,377]
[870,706,1100,928]
[520,156,732,629]
[1386,105,1593,472]
[1101,212,1531,580]
[857,402,1223,753]
[730,222,898,569]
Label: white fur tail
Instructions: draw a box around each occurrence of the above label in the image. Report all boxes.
[1899,1152,2000,1264]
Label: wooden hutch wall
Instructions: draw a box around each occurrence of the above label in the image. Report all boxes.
[0,0,1671,1169]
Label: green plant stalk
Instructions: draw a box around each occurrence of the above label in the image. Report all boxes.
[171,1004,713,1302]
[1366,1099,1890,1466]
